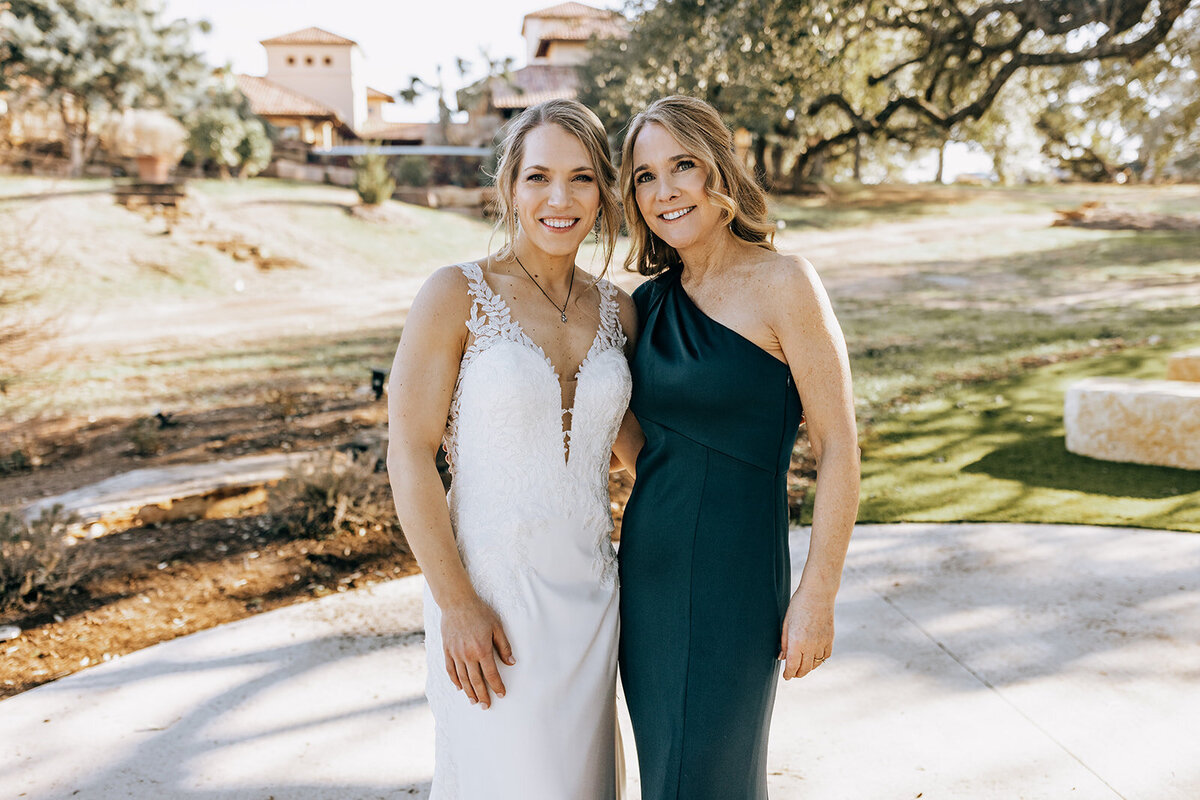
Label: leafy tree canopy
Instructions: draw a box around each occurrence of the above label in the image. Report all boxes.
[1,0,211,173]
[580,0,1196,185]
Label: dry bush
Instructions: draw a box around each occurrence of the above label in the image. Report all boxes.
[0,506,89,615]
[126,417,164,456]
[0,447,32,476]
[263,388,301,421]
[268,450,403,543]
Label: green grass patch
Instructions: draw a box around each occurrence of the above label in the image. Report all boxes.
[849,345,1200,532]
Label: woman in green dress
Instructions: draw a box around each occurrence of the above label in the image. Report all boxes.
[612,96,860,799]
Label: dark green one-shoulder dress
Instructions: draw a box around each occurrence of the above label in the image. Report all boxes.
[619,268,803,800]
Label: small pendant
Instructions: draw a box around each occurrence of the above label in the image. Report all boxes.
[561,311,568,323]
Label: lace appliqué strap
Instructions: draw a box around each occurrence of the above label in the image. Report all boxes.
[443,262,555,475]
[595,278,627,353]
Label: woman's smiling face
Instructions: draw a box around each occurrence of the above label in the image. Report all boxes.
[631,122,724,254]
[512,123,601,258]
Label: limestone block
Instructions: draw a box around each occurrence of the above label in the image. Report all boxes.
[1064,378,1200,470]
[1166,347,1200,382]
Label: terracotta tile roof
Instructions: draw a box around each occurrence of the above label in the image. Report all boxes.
[366,87,393,102]
[524,2,615,20]
[259,27,358,47]
[234,74,341,119]
[535,17,626,41]
[490,65,580,110]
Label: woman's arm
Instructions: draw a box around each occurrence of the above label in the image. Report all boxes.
[767,255,861,681]
[611,410,645,478]
[387,265,514,709]
[611,286,645,477]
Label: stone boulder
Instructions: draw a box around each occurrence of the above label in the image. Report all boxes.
[1065,377,1200,470]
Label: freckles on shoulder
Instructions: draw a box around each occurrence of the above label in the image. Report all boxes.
[755,252,824,317]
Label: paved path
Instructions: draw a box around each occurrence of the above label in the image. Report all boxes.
[3,523,1198,799]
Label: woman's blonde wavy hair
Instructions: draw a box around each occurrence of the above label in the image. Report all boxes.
[491,99,621,275]
[620,95,776,276]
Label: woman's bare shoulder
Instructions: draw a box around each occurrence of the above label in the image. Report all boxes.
[741,251,822,306]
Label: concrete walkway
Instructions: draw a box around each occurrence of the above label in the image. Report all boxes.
[2,522,1198,799]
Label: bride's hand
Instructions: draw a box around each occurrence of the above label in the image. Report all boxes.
[441,595,515,709]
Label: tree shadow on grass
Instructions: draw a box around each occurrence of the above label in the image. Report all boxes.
[963,433,1200,499]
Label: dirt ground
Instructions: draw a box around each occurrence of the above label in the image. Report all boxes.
[0,380,708,700]
[0,385,408,698]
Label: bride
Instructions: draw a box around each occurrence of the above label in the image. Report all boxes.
[386,99,639,798]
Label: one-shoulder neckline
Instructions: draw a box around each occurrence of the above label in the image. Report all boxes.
[667,271,790,370]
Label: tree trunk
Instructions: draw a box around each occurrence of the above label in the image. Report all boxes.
[60,95,85,177]
[852,134,863,182]
[771,142,785,188]
[753,135,769,190]
[992,150,1009,186]
[792,149,826,192]
[935,139,947,184]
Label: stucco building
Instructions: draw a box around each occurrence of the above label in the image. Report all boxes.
[235,26,431,148]
[457,2,626,144]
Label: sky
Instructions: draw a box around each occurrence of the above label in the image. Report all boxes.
[161,0,624,123]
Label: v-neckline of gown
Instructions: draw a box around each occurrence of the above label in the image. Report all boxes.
[471,267,609,464]
[668,270,790,371]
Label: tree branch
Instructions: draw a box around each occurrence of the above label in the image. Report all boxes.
[797,0,1191,179]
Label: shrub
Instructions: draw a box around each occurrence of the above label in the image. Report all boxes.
[0,448,31,476]
[127,417,163,457]
[393,155,431,188]
[353,148,396,205]
[187,110,273,179]
[0,506,86,614]
[269,450,402,542]
[235,119,273,178]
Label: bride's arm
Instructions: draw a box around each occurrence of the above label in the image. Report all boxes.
[387,266,514,710]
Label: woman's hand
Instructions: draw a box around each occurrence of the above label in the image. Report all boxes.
[779,589,835,680]
[441,595,516,709]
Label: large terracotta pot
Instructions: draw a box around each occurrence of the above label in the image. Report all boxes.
[135,154,172,183]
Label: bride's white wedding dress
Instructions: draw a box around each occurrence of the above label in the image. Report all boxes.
[423,261,631,799]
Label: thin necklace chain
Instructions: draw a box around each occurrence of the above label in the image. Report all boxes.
[513,254,574,323]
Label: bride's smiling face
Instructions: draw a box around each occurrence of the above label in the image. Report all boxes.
[513,124,601,258]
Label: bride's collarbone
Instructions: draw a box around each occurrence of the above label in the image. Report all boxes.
[503,300,603,361]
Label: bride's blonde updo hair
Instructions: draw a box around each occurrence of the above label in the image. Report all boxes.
[620,95,776,276]
[491,99,621,273]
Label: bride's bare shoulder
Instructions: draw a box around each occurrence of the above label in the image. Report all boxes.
[407,263,477,332]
